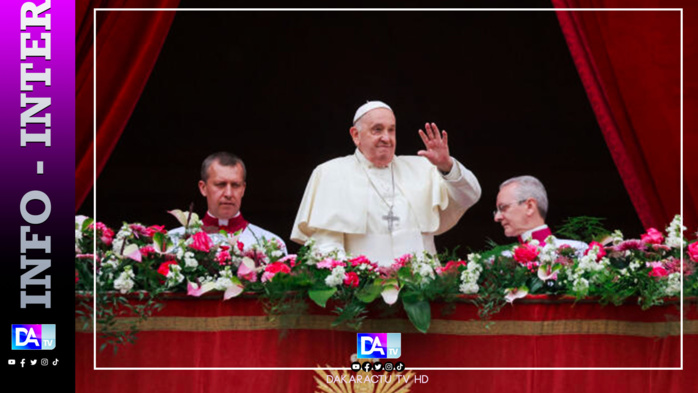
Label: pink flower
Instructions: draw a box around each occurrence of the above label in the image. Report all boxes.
[349,255,370,267]
[140,245,156,258]
[538,264,559,281]
[688,242,698,262]
[392,254,412,270]
[554,255,574,266]
[129,224,149,238]
[277,254,297,267]
[317,258,346,270]
[513,243,540,264]
[664,257,695,276]
[613,239,647,252]
[146,225,167,237]
[349,255,378,271]
[261,262,291,283]
[436,260,467,275]
[216,250,232,266]
[89,222,114,246]
[190,231,214,253]
[641,228,664,245]
[343,272,360,288]
[584,241,607,261]
[647,261,669,277]
[504,287,528,303]
[237,262,258,282]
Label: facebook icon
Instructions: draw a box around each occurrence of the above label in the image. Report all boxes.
[357,333,401,359]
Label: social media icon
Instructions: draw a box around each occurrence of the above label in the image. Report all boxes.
[395,361,405,371]
[361,362,372,372]
[41,359,49,366]
[30,359,37,366]
[52,359,59,366]
[11,324,56,350]
[20,359,26,368]
[351,362,361,372]
[373,361,383,371]
[384,362,394,371]
[8,359,15,365]
[357,333,401,359]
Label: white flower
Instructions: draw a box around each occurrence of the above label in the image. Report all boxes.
[175,247,184,260]
[113,266,135,294]
[572,277,589,294]
[665,215,686,249]
[183,251,198,268]
[102,256,120,270]
[664,272,682,297]
[324,266,346,287]
[164,264,184,288]
[272,250,283,258]
[610,229,624,246]
[459,282,479,294]
[214,277,234,291]
[629,260,641,271]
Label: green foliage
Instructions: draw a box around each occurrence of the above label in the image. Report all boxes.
[555,216,610,243]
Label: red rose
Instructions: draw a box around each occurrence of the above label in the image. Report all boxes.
[641,228,664,245]
[237,241,245,252]
[584,241,607,261]
[513,243,540,264]
[343,272,360,288]
[157,260,179,277]
[190,231,214,253]
[688,242,698,263]
[261,262,291,283]
[648,262,669,277]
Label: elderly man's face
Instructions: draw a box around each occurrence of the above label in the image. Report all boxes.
[494,183,530,237]
[198,161,246,220]
[350,108,396,167]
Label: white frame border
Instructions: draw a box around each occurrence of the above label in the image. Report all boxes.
[91,7,685,371]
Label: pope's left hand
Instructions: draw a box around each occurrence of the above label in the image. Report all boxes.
[417,122,453,173]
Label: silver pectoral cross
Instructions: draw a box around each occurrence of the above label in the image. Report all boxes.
[382,207,400,232]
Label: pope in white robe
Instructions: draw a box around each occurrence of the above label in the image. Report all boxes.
[291,101,481,266]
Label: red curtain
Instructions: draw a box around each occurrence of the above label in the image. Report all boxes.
[75,0,179,210]
[552,1,696,233]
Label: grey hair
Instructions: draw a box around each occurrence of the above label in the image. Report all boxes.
[499,175,548,219]
[200,152,247,182]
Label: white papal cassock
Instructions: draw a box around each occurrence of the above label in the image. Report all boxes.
[291,149,481,266]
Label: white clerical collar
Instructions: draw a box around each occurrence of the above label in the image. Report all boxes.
[354,148,392,169]
[206,211,240,226]
[520,224,549,241]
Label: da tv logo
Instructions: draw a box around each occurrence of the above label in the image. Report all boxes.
[11,324,56,350]
[357,333,401,359]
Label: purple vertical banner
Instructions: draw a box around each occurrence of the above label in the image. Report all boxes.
[0,0,75,389]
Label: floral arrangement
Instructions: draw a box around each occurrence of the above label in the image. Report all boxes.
[75,212,698,349]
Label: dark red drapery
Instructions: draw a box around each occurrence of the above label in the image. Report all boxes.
[552,1,696,233]
[75,296,697,393]
[75,0,179,210]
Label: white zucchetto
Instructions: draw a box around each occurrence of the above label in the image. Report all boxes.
[353,101,392,124]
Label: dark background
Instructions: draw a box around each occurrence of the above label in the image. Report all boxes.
[79,5,644,255]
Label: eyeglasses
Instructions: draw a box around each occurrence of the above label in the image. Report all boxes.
[492,199,527,217]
